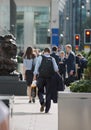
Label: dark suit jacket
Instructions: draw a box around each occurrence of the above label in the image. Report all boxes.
[59,57,66,75]
[66,51,76,74]
[51,52,60,65]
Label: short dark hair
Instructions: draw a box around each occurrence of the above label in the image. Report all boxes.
[52,46,58,52]
[44,47,50,53]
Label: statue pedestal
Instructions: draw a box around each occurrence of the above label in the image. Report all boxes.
[0,76,27,96]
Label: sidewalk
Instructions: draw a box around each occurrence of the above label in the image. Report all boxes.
[12,96,58,130]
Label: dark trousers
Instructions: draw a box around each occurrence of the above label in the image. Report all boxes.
[60,71,66,82]
[37,77,51,112]
[77,69,82,80]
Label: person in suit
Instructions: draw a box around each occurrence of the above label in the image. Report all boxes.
[65,44,76,86]
[33,47,59,113]
[59,51,66,81]
[51,46,60,65]
[76,53,87,80]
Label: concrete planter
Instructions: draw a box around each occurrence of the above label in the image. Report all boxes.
[0,96,14,130]
[58,92,91,130]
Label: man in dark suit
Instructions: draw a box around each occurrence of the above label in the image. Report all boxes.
[65,44,76,86]
[51,46,60,65]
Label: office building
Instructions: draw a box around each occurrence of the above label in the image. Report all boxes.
[60,0,91,50]
[0,0,66,50]
[0,0,16,36]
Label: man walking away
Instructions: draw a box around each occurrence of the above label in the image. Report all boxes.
[33,48,59,113]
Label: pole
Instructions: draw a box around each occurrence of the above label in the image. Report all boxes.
[80,0,82,49]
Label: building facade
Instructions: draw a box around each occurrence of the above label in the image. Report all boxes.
[0,0,16,36]
[60,0,91,50]
[0,0,66,50]
[15,0,66,50]
[16,6,50,49]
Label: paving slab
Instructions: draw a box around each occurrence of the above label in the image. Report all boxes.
[12,97,58,130]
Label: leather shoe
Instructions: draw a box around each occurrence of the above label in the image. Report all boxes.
[40,104,45,112]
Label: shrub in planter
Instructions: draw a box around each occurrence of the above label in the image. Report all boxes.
[70,80,91,92]
[70,54,91,92]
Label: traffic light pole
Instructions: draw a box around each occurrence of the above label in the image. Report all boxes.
[74,34,80,51]
[79,0,85,50]
[80,1,82,38]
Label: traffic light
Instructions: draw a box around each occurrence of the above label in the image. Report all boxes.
[75,45,79,51]
[74,34,80,45]
[84,29,91,43]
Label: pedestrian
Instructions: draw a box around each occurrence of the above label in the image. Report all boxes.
[51,46,60,65]
[59,51,66,81]
[23,46,36,103]
[33,47,59,113]
[76,53,87,79]
[65,44,76,86]
[0,101,9,130]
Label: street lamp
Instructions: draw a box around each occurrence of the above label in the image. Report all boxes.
[87,10,90,17]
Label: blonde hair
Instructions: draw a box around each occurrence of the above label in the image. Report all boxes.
[66,44,72,49]
[60,51,65,54]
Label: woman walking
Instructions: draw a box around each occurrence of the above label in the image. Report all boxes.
[23,47,36,103]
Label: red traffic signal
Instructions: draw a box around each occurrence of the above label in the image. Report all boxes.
[75,45,79,51]
[86,31,90,35]
[74,34,80,45]
[75,35,79,40]
[84,29,91,44]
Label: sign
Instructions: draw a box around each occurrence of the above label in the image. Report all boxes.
[51,28,59,46]
[84,45,90,53]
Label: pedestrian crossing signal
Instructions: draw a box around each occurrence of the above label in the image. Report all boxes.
[75,45,79,51]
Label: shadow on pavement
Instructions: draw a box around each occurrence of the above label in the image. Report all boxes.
[13,112,52,115]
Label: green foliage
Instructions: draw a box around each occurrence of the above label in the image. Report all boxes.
[70,53,91,92]
[87,51,91,58]
[81,51,87,58]
[87,56,91,67]
[84,55,91,80]
[70,80,91,92]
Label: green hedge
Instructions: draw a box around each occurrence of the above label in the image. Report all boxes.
[70,80,91,92]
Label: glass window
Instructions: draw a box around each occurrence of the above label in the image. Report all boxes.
[16,6,50,47]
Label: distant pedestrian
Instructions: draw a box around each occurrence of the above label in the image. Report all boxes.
[76,53,87,79]
[65,44,76,86]
[23,47,36,103]
[51,46,60,65]
[0,101,9,130]
[33,47,59,113]
[59,51,66,81]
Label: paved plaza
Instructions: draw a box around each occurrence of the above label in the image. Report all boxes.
[12,96,58,130]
